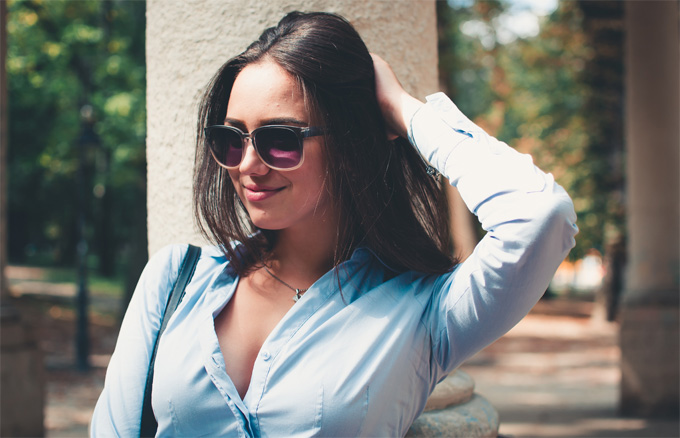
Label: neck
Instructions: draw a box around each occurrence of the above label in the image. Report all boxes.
[266,215,338,285]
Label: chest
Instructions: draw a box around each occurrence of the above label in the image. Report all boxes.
[152,273,435,437]
[213,278,296,398]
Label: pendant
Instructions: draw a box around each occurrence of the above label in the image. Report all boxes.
[293,289,303,302]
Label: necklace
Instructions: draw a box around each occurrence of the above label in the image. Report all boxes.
[262,265,308,302]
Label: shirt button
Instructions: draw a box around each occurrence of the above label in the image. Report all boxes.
[211,354,222,368]
[260,350,271,361]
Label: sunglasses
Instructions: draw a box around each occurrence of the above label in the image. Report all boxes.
[204,124,325,171]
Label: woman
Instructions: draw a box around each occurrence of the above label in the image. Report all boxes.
[92,11,577,437]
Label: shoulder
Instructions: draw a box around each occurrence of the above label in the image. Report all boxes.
[140,244,229,291]
[147,243,228,268]
[143,244,193,284]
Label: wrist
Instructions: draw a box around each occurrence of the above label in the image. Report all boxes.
[398,94,424,139]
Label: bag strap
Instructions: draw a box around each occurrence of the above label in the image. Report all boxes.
[140,244,202,437]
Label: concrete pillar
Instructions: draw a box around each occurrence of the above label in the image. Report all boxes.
[0,3,46,435]
[620,0,679,417]
[146,2,498,435]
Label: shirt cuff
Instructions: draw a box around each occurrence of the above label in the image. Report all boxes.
[407,92,547,214]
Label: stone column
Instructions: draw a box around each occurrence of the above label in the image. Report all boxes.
[0,3,46,435]
[620,0,679,417]
[147,2,498,435]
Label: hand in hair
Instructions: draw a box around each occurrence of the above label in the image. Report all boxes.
[371,54,424,140]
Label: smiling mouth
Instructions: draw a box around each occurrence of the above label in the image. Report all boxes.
[243,185,285,202]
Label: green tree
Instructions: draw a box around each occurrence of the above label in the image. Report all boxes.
[7,0,147,283]
[439,0,624,262]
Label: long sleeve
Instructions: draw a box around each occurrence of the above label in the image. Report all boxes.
[409,93,578,379]
[90,245,188,437]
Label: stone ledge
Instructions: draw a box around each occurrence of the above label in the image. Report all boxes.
[408,393,499,438]
[424,370,474,411]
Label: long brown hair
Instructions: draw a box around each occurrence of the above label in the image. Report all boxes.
[194,11,456,276]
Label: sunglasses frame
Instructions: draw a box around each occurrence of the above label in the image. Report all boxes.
[204,124,325,171]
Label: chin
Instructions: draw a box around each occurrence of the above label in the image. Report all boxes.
[248,214,288,231]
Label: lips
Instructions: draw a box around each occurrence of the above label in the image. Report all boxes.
[242,184,285,202]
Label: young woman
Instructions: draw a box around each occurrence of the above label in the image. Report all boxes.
[92,11,577,437]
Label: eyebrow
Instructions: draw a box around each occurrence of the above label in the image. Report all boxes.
[224,117,308,130]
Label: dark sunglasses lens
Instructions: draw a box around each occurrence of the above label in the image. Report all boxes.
[255,128,303,169]
[207,128,243,167]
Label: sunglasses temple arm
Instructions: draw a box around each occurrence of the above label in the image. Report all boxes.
[303,127,326,138]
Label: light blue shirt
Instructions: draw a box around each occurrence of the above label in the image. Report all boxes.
[91,93,577,437]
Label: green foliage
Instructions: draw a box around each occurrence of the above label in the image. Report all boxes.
[439,0,624,260]
[7,0,147,276]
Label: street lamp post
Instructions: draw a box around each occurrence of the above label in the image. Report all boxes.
[76,104,97,372]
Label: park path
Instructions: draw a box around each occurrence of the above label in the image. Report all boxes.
[460,300,679,438]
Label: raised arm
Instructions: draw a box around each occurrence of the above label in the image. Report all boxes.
[373,55,578,379]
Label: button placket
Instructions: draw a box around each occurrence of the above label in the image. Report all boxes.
[248,347,274,397]
[211,353,223,368]
[200,313,250,422]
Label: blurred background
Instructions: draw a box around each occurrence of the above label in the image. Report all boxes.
[1,0,678,437]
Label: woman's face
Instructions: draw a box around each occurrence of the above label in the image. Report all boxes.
[225,60,333,233]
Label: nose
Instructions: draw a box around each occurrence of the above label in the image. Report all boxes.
[238,138,269,175]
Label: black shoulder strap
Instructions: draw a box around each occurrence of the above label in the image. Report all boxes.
[140,244,201,438]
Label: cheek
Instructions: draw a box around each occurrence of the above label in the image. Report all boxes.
[227,169,240,189]
[226,171,247,206]
[302,142,329,185]
[299,164,331,207]
[301,150,328,191]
